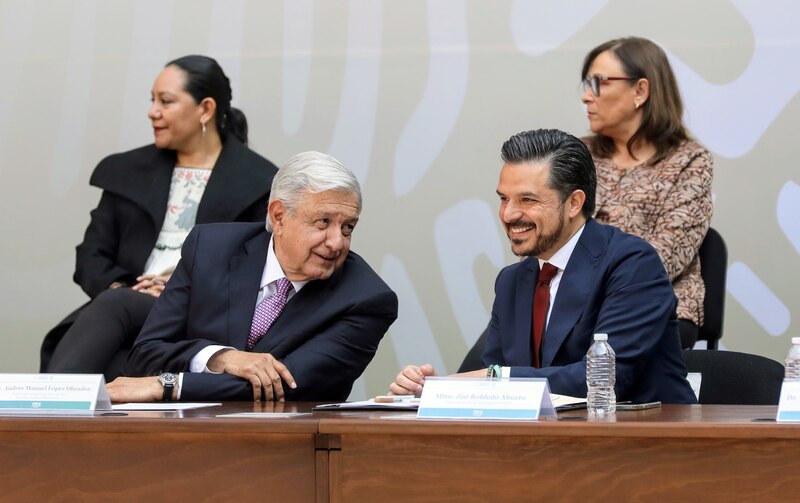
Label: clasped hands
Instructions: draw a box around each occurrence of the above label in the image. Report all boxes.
[207,349,297,402]
[131,274,171,298]
[107,349,297,403]
[389,363,489,396]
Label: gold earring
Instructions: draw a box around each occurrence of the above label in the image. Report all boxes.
[634,101,640,110]
[201,121,207,136]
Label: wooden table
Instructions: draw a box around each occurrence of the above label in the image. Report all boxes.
[317,405,800,502]
[0,402,319,502]
[2,404,799,502]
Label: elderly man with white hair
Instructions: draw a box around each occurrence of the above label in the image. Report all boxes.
[109,151,398,403]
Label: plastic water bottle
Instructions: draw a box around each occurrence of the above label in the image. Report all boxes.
[784,337,800,380]
[586,333,616,415]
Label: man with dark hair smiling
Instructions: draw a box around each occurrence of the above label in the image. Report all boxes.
[391,129,695,404]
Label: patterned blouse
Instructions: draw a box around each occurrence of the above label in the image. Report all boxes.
[591,139,714,326]
[143,166,211,276]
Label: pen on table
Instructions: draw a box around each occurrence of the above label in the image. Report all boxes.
[373,395,420,403]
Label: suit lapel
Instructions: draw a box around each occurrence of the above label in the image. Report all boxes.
[197,138,243,223]
[253,259,346,356]
[541,220,604,366]
[256,281,326,356]
[229,230,271,348]
[197,137,268,223]
[511,258,537,366]
[141,150,175,231]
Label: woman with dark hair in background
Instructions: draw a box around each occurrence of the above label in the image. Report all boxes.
[41,55,278,380]
[581,37,713,349]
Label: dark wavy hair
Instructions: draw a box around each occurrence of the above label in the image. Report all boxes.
[166,55,248,144]
[501,129,596,218]
[581,37,688,164]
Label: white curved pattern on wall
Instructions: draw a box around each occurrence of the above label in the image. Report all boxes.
[2,0,800,383]
[281,0,312,135]
[510,0,608,57]
[434,200,505,348]
[673,0,800,157]
[381,254,446,373]
[327,0,383,183]
[728,262,791,336]
[393,0,469,196]
[778,181,800,255]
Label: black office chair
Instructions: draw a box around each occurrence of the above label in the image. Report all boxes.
[682,349,784,405]
[458,327,489,373]
[693,227,728,349]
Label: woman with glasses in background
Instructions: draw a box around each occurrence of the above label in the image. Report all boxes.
[581,37,714,349]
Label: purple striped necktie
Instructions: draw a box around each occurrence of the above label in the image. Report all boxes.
[246,277,293,350]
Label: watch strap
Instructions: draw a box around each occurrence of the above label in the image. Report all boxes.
[159,373,176,401]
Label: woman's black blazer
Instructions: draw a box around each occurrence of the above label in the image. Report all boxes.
[40,135,278,370]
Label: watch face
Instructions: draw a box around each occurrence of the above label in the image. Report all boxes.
[159,373,177,386]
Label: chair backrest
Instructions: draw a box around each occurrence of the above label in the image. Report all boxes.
[698,227,728,349]
[682,349,784,405]
[458,327,489,373]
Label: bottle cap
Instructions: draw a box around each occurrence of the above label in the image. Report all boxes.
[793,337,800,345]
[593,333,608,341]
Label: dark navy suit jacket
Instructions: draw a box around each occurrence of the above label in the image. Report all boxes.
[128,222,398,402]
[482,218,696,403]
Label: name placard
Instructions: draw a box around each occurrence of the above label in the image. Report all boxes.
[0,374,111,415]
[777,380,800,421]
[417,377,554,420]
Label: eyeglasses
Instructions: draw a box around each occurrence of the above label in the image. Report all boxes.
[582,75,637,97]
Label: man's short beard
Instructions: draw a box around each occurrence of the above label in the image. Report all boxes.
[510,207,566,258]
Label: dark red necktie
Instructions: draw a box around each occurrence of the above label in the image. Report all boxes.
[532,263,559,368]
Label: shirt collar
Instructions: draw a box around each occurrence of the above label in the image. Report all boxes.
[261,236,309,293]
[538,223,586,272]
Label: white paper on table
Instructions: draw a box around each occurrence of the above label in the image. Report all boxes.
[550,394,586,407]
[314,398,420,411]
[216,412,313,418]
[112,402,222,411]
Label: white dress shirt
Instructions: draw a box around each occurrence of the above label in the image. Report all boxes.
[177,236,308,398]
[500,223,586,377]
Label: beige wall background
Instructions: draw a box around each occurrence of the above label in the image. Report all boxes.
[1,0,798,400]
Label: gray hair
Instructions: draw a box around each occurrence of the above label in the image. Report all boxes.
[266,151,362,231]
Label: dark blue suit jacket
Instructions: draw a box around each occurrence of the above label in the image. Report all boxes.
[483,218,696,404]
[128,222,398,401]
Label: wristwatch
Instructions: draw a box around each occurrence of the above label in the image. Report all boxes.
[158,372,177,401]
